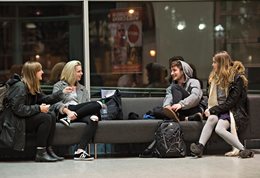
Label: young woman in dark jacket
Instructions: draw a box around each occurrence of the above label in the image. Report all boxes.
[0,61,72,162]
[190,52,254,158]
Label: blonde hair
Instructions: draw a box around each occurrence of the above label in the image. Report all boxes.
[22,61,42,95]
[230,60,248,87]
[209,51,232,89]
[60,60,81,86]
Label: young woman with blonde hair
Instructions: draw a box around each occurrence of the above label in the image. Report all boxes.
[53,60,103,161]
[0,61,71,162]
[190,51,254,158]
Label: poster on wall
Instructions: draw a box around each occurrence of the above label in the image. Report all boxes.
[108,8,142,73]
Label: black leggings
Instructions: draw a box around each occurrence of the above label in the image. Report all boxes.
[67,101,101,150]
[171,84,201,120]
[68,101,101,119]
[26,112,56,147]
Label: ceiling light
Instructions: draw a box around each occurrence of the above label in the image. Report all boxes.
[177,21,186,31]
[214,24,224,31]
[198,23,206,30]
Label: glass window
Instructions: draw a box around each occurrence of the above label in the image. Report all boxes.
[89,1,260,95]
[0,2,83,85]
[215,1,260,90]
[89,1,214,96]
[1,1,260,96]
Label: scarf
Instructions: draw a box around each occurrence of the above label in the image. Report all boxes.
[208,81,237,138]
[207,80,228,109]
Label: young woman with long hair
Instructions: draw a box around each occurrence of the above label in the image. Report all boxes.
[0,61,72,162]
[190,51,254,158]
[53,60,103,161]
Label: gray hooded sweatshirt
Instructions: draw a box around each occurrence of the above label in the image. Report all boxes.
[163,61,203,110]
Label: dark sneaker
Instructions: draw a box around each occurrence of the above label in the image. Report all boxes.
[60,117,70,126]
[190,143,204,157]
[188,113,203,121]
[239,149,254,159]
[74,151,94,161]
[163,107,179,122]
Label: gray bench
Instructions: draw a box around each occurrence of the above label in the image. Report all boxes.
[52,95,260,158]
[1,95,260,159]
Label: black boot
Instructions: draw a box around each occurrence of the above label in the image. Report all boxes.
[35,148,58,162]
[190,143,204,157]
[239,149,254,158]
[47,147,64,161]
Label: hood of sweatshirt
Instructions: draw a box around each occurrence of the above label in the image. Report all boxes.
[179,60,193,82]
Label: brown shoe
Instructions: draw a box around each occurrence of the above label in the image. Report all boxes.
[163,107,179,122]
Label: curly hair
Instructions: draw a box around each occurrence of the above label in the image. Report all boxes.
[229,60,248,87]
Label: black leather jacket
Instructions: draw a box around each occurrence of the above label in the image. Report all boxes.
[0,75,63,151]
[209,75,248,133]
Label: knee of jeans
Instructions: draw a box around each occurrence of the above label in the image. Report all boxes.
[90,115,99,122]
[47,112,57,122]
[44,114,53,125]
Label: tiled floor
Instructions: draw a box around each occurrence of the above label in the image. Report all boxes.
[1,151,260,178]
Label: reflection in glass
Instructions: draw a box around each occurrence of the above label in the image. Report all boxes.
[0,2,83,84]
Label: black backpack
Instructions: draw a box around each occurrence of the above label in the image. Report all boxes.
[0,74,21,113]
[0,82,9,112]
[154,120,186,158]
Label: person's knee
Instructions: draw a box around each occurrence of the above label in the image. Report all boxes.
[49,112,56,122]
[207,115,218,125]
[43,114,54,126]
[90,115,99,122]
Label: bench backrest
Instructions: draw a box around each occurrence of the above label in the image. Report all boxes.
[120,95,260,140]
[244,94,260,139]
[121,97,164,119]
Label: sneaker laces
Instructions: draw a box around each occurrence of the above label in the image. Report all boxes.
[81,151,91,158]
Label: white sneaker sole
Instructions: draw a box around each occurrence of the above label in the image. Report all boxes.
[74,157,94,161]
[60,119,70,127]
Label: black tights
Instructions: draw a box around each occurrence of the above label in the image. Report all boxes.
[26,112,56,147]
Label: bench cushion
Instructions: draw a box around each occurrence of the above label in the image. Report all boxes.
[94,120,161,143]
[52,123,87,146]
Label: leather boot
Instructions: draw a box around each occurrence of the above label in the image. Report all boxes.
[239,149,254,158]
[47,147,64,161]
[190,143,204,157]
[35,148,58,162]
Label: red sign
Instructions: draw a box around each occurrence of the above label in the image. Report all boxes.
[128,24,140,44]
